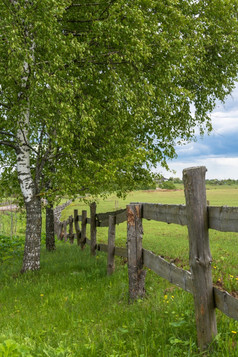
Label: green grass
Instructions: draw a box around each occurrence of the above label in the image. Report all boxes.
[0,188,238,356]
[0,242,237,356]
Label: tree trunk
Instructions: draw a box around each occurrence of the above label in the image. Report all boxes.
[46,203,56,251]
[21,196,42,272]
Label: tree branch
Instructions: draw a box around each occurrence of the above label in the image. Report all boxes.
[0,130,17,138]
[0,102,11,109]
[0,140,18,151]
[66,3,109,9]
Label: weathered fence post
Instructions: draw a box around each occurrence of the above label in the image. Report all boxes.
[90,202,97,256]
[107,215,116,275]
[183,166,217,351]
[63,220,67,242]
[74,209,81,246]
[55,221,60,240]
[59,222,64,240]
[127,204,146,301]
[81,210,87,249]
[68,215,74,244]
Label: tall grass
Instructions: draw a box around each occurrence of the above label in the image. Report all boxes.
[0,188,237,356]
[0,242,237,356]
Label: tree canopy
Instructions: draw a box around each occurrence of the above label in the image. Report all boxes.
[0,0,237,271]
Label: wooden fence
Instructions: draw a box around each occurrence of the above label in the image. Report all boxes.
[55,166,238,351]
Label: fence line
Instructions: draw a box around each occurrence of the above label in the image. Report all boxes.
[62,203,238,232]
[55,166,238,351]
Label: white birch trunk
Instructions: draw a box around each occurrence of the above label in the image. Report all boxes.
[16,34,42,270]
[17,115,42,272]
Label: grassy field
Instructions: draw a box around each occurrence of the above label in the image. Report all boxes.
[0,187,238,356]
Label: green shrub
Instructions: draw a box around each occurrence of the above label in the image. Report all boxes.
[159,181,176,190]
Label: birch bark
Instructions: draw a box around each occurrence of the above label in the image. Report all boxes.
[15,11,42,271]
[17,112,42,271]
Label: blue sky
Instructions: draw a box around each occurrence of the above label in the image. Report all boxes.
[157,84,238,180]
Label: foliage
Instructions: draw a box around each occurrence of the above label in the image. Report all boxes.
[159,181,177,190]
[0,0,238,200]
[0,0,238,271]
[206,179,238,186]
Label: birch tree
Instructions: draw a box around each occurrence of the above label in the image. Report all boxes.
[0,0,237,272]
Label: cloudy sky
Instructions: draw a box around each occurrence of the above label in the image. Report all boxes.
[158,84,238,180]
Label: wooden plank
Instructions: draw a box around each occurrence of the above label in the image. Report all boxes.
[183,166,217,351]
[208,206,238,232]
[143,249,193,293]
[96,209,126,227]
[97,243,108,252]
[134,203,238,234]
[127,204,146,301]
[90,202,97,256]
[96,243,127,258]
[107,215,116,275]
[214,288,238,321]
[116,210,127,225]
[142,203,187,225]
[115,246,127,258]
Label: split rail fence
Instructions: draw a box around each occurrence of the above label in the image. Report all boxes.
[55,167,238,351]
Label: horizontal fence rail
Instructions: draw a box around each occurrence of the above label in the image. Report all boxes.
[55,166,238,351]
[72,204,238,232]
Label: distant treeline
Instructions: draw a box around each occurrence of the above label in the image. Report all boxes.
[145,177,238,191]
[205,179,238,186]
[166,178,238,186]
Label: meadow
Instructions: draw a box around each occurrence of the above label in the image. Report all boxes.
[0,186,237,356]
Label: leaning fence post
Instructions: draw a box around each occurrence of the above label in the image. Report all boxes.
[127,204,146,301]
[90,202,97,256]
[74,209,81,246]
[81,210,87,249]
[183,166,217,351]
[107,215,116,275]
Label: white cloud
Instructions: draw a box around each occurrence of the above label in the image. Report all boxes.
[156,84,238,179]
[158,156,238,180]
[211,110,238,135]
